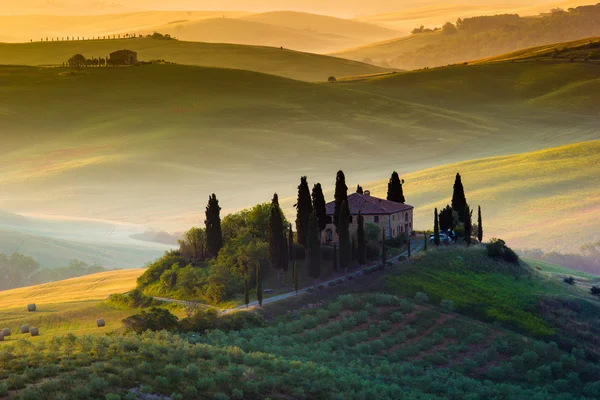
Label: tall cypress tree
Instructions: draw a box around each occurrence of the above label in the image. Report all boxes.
[332,243,338,273]
[351,236,357,262]
[423,231,428,251]
[356,185,364,194]
[477,206,483,243]
[334,170,350,230]
[256,262,263,307]
[387,171,406,203]
[293,261,298,295]
[307,211,322,289]
[295,176,313,248]
[357,212,366,265]
[288,224,294,262]
[464,204,473,247]
[452,173,468,223]
[244,278,249,308]
[312,183,327,233]
[338,200,352,276]
[434,208,440,246]
[205,194,223,258]
[269,193,287,287]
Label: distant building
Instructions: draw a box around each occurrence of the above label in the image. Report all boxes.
[109,49,138,65]
[321,190,414,245]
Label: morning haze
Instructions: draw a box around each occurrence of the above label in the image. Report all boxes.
[0,2,599,397]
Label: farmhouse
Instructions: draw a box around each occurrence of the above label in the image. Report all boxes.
[109,49,138,65]
[322,191,414,245]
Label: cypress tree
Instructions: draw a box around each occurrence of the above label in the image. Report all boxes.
[293,261,298,295]
[357,212,366,266]
[451,173,468,223]
[464,204,473,247]
[256,263,263,306]
[295,177,313,248]
[307,211,322,289]
[334,170,350,230]
[332,243,338,273]
[205,194,223,258]
[351,236,357,262]
[288,224,294,262]
[423,231,428,251]
[312,183,327,233]
[338,200,352,276]
[269,193,287,287]
[244,278,249,308]
[477,206,483,243]
[387,171,406,203]
[381,229,387,268]
[434,208,440,246]
[356,185,364,194]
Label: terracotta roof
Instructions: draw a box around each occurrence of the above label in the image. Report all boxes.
[325,193,413,216]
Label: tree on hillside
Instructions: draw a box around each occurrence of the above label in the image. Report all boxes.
[387,171,406,203]
[357,212,366,266]
[288,224,294,262]
[268,193,288,287]
[434,208,440,246]
[295,176,313,248]
[442,22,458,35]
[464,204,474,247]
[205,194,223,258]
[439,205,458,232]
[477,206,483,243]
[452,173,468,223]
[334,170,350,230]
[356,185,364,194]
[179,227,206,262]
[68,54,86,70]
[307,211,322,289]
[338,200,352,276]
[312,183,327,233]
[256,262,263,306]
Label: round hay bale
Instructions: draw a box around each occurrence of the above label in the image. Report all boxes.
[2,328,10,336]
[0,333,4,341]
[20,325,29,334]
[97,319,106,328]
[30,328,39,337]
[27,304,37,312]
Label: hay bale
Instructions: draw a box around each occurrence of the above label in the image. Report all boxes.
[96,319,106,328]
[27,304,36,312]
[20,325,29,334]
[1,328,10,336]
[30,328,39,337]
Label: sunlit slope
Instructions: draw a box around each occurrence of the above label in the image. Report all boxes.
[0,38,388,82]
[1,61,598,232]
[0,11,250,43]
[366,141,600,253]
[0,269,143,307]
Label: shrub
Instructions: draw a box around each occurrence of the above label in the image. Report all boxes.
[591,286,600,296]
[486,238,519,264]
[328,302,343,317]
[316,309,330,324]
[399,299,415,313]
[105,394,121,400]
[122,308,178,333]
[441,299,456,311]
[390,312,404,323]
[415,292,429,304]
[107,289,154,309]
[564,276,575,285]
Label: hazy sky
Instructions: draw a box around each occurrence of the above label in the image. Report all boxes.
[2,0,563,17]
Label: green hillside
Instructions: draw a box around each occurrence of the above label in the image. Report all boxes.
[334,4,600,69]
[0,38,388,82]
[1,58,598,233]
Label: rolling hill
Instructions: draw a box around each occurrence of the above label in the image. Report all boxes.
[0,38,389,81]
[363,140,600,253]
[0,55,598,240]
[334,4,600,69]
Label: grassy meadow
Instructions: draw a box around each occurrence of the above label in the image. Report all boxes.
[0,269,145,339]
[0,38,388,82]
[0,56,598,238]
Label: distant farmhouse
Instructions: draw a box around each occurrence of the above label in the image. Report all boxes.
[109,49,138,65]
[322,191,414,245]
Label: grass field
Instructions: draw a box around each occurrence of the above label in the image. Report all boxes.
[0,38,389,82]
[0,269,146,339]
[0,58,598,243]
[523,257,600,280]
